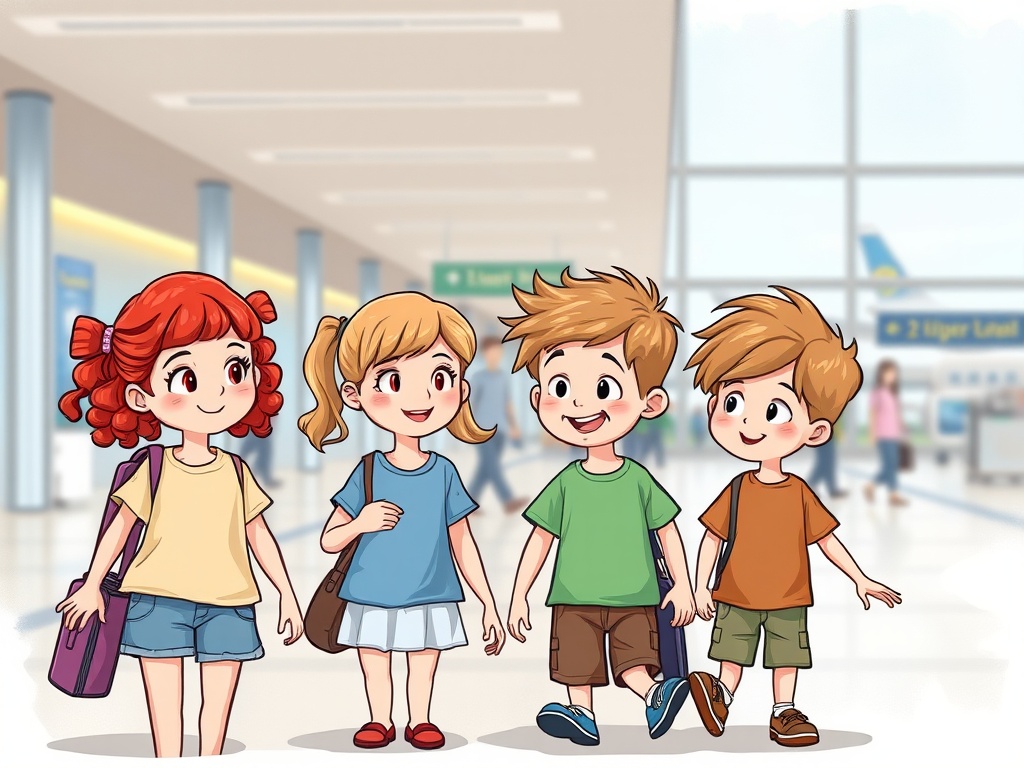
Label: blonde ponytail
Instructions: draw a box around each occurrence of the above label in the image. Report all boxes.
[448,398,495,444]
[298,316,349,451]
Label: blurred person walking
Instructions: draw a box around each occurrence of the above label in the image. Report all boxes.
[239,429,281,488]
[468,336,528,513]
[807,419,847,499]
[864,359,908,506]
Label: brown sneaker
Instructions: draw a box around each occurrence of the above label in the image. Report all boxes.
[769,708,819,747]
[688,671,729,737]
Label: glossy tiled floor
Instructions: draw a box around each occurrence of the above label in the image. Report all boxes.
[2,445,1022,767]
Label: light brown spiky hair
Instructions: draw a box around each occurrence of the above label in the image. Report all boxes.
[685,286,862,424]
[500,267,683,396]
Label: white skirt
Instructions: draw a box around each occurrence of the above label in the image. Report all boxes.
[339,602,468,652]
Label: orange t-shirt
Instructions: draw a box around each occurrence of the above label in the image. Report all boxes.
[699,472,838,611]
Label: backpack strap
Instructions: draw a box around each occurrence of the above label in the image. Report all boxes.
[115,444,164,582]
[362,453,374,506]
[228,452,245,489]
[712,473,744,591]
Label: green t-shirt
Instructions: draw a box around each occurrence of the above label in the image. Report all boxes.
[524,458,680,607]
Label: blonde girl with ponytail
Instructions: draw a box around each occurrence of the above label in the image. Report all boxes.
[298,292,505,751]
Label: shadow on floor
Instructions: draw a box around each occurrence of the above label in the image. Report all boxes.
[47,733,246,757]
[478,725,872,756]
[289,728,469,753]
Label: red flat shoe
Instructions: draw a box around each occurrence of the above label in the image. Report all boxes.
[353,722,396,749]
[405,722,446,750]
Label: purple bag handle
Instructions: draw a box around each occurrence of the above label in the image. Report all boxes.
[107,444,164,584]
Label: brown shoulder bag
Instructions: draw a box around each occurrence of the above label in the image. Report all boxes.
[304,453,373,654]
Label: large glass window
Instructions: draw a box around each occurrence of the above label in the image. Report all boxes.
[858,179,1024,278]
[859,6,1024,163]
[688,179,845,278]
[688,10,845,164]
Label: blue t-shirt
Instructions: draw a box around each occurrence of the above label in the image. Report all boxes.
[330,451,477,609]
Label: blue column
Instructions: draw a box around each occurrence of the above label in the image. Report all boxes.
[297,229,323,472]
[4,91,53,509]
[198,181,231,280]
[359,259,381,456]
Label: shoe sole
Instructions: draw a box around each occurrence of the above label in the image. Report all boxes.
[649,680,690,739]
[770,727,819,747]
[405,737,445,750]
[689,674,725,737]
[536,711,600,746]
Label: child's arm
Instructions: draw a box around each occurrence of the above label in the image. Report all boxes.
[507,526,555,642]
[246,516,304,645]
[449,517,505,656]
[56,503,136,630]
[817,532,902,610]
[320,501,402,553]
[693,529,722,620]
[656,522,697,626]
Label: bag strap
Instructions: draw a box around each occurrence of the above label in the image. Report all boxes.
[712,473,744,591]
[114,444,164,582]
[362,452,374,505]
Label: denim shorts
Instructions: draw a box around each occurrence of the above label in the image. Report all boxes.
[120,594,264,663]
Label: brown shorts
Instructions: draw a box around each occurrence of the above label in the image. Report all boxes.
[549,605,660,688]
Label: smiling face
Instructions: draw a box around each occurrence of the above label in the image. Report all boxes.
[708,361,831,462]
[340,337,469,439]
[125,331,259,436]
[530,335,668,449]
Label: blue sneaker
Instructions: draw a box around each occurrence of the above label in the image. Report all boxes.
[646,677,690,739]
[536,703,600,746]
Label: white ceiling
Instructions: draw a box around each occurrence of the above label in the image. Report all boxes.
[0,0,676,301]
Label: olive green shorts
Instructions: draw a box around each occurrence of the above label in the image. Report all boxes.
[709,602,811,669]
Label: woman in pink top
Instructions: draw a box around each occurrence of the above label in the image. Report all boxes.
[864,359,908,506]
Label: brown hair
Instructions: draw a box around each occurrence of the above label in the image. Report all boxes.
[685,286,862,424]
[499,267,682,396]
[875,358,900,395]
[298,292,494,451]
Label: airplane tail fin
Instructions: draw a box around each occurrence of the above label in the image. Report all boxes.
[859,227,911,298]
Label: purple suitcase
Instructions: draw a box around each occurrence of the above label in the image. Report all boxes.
[48,444,163,698]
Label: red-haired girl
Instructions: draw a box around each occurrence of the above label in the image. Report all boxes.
[56,272,303,757]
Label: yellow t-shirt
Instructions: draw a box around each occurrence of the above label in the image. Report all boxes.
[113,448,271,606]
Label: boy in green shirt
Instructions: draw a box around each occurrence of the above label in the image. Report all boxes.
[502,268,697,746]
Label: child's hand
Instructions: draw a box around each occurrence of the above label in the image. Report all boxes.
[482,605,506,656]
[278,596,304,645]
[661,585,697,627]
[507,597,532,643]
[695,588,716,621]
[856,578,902,610]
[356,501,403,533]
[56,585,105,632]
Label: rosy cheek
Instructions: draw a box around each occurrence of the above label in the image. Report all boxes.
[369,393,391,409]
[775,424,799,439]
[439,388,460,409]
[606,401,632,414]
[164,396,186,410]
[539,396,562,411]
[711,412,732,428]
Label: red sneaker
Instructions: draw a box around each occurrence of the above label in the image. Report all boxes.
[353,722,396,749]
[405,722,446,750]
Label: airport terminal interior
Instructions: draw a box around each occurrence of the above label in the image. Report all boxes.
[1,1,1023,766]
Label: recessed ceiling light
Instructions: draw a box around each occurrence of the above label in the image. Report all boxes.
[251,147,594,165]
[325,188,608,205]
[376,220,616,235]
[155,90,580,110]
[17,12,561,36]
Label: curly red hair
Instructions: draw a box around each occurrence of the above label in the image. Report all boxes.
[58,272,284,448]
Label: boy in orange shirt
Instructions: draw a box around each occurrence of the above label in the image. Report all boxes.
[685,287,902,747]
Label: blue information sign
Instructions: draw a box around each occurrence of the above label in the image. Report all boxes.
[878,312,1024,347]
